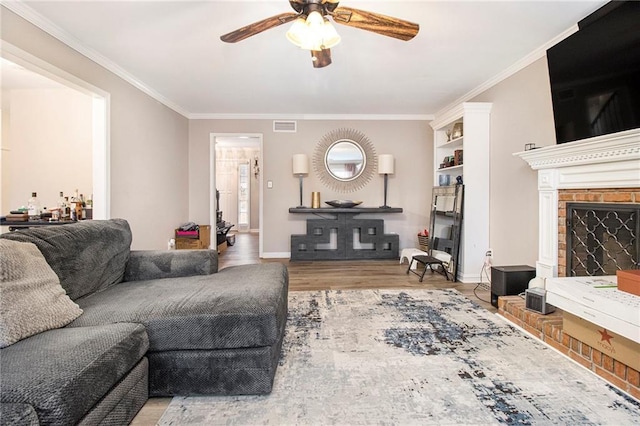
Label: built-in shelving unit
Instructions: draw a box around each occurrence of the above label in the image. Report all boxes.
[430,102,492,282]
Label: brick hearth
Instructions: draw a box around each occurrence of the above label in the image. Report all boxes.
[498,296,640,400]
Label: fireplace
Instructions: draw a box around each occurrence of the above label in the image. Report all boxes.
[515,128,640,282]
[512,130,640,398]
[564,201,639,277]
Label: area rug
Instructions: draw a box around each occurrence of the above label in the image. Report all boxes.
[159,289,640,425]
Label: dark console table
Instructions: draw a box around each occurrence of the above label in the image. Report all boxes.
[289,207,402,261]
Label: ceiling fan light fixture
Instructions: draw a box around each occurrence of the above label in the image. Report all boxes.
[286,11,341,51]
[311,49,332,68]
[305,10,324,29]
[285,17,308,47]
[321,19,341,48]
[222,1,420,68]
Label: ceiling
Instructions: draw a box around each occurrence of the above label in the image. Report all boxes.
[6,0,607,118]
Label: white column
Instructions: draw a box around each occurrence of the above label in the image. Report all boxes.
[537,169,558,279]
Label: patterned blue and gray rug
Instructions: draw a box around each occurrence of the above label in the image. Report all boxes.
[159,289,640,425]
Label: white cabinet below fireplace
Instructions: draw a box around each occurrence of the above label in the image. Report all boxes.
[545,276,640,344]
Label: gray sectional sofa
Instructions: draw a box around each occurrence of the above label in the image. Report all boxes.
[0,219,289,425]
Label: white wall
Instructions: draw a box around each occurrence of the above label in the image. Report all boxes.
[470,57,557,267]
[190,119,433,256]
[4,88,92,211]
[1,107,9,213]
[1,6,190,249]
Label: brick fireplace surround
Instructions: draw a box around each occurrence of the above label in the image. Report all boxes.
[509,129,640,399]
[557,188,640,277]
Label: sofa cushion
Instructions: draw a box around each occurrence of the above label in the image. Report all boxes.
[0,219,132,300]
[0,240,83,348]
[69,263,289,351]
[124,249,218,282]
[0,323,148,426]
[0,403,39,426]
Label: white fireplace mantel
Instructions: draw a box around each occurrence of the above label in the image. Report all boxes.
[514,128,640,280]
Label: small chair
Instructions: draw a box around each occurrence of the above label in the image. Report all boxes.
[406,237,454,282]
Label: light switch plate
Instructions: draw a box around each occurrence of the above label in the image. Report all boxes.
[267,180,273,189]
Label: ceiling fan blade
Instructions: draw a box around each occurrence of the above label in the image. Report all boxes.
[331,7,419,41]
[311,49,332,68]
[220,12,299,43]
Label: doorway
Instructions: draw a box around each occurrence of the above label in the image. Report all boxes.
[0,42,109,220]
[210,134,263,257]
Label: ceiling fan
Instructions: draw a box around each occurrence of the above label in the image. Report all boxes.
[220,0,419,68]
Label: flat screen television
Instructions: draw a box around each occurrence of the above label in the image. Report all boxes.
[546,1,640,144]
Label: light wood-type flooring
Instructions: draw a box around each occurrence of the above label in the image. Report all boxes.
[131,233,494,425]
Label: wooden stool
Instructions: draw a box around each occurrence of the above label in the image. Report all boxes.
[407,254,451,282]
[400,248,428,270]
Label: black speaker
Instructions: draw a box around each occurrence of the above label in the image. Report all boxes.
[490,265,536,308]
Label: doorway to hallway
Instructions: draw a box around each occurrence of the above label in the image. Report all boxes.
[211,134,263,256]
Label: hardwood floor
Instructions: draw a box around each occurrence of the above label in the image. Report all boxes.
[131,232,494,425]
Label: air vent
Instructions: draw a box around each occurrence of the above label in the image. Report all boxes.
[273,120,297,133]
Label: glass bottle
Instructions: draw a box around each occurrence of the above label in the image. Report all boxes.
[57,192,66,219]
[27,192,40,221]
[85,194,93,219]
[64,196,71,220]
[79,194,86,219]
[70,190,79,221]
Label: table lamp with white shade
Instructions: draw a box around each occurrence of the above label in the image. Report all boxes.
[378,154,394,208]
[292,154,309,208]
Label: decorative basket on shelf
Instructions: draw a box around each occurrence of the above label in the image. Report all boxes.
[418,235,429,252]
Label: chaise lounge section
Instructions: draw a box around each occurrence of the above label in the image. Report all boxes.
[0,219,288,424]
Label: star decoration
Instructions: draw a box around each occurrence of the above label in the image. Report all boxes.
[599,329,613,345]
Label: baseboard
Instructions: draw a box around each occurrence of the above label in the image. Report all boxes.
[262,252,290,259]
[458,272,482,283]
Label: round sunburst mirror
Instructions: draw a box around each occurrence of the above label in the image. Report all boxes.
[313,128,377,193]
[325,140,365,181]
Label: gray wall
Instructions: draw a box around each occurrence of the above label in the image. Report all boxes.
[471,57,557,267]
[189,119,433,255]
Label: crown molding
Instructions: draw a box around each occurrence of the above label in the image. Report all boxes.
[434,25,579,119]
[429,102,493,130]
[3,0,191,118]
[189,113,433,121]
[514,128,640,171]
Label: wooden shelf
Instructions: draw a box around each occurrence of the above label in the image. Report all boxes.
[437,164,463,173]
[436,136,463,149]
